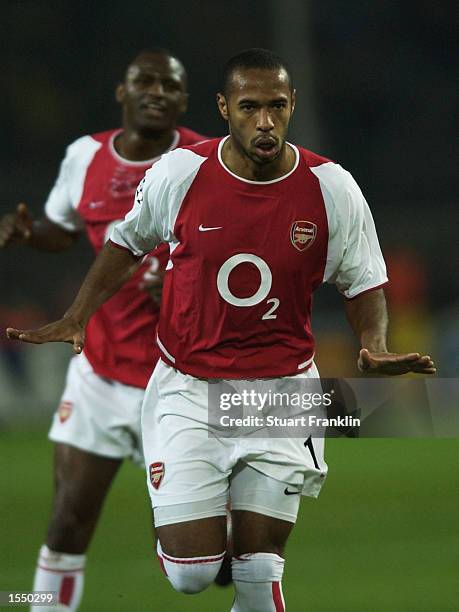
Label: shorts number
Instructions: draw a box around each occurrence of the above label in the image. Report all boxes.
[304,436,320,470]
[217,253,280,320]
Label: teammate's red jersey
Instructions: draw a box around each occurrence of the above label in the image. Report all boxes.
[112,137,388,379]
[45,127,206,387]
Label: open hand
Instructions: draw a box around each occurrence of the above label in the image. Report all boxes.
[358,349,436,375]
[6,316,85,354]
[0,203,33,247]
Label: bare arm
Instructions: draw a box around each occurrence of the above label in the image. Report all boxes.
[6,241,141,352]
[345,288,388,353]
[0,203,78,251]
[345,288,436,375]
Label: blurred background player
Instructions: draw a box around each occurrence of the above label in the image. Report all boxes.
[0,49,205,611]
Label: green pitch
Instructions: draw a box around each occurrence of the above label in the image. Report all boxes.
[1,430,457,611]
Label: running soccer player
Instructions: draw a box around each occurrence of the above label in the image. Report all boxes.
[0,49,205,611]
[7,48,436,611]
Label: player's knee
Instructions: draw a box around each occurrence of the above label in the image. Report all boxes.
[48,503,94,551]
[52,504,86,530]
[166,569,217,594]
[157,540,225,594]
[160,559,224,594]
[232,551,285,585]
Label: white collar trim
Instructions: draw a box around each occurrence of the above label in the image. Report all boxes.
[217,135,299,184]
[108,129,180,166]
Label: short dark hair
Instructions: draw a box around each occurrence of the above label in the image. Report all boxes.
[222,48,293,96]
[133,47,174,61]
[125,48,187,85]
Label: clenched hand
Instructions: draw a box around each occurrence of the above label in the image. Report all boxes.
[0,203,33,247]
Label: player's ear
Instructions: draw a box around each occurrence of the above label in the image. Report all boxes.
[216,93,229,121]
[115,83,126,104]
[179,92,189,114]
[290,89,296,116]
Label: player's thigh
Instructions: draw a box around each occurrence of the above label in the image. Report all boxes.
[232,511,294,557]
[230,462,299,556]
[156,515,227,557]
[144,362,232,557]
[143,361,232,517]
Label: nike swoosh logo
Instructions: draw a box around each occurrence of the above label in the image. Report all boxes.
[89,201,104,209]
[199,224,223,232]
[284,487,300,496]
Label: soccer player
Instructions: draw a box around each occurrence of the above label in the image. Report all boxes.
[7,49,436,611]
[0,49,205,610]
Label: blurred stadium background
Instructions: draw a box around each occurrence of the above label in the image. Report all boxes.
[1,2,457,610]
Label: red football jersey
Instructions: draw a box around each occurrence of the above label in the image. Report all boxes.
[45,127,206,387]
[111,137,388,379]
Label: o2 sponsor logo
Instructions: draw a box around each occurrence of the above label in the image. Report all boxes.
[217,253,279,320]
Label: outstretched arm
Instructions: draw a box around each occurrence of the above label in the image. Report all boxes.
[6,241,141,353]
[0,203,78,251]
[345,288,436,375]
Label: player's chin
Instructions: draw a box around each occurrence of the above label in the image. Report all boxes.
[250,146,281,165]
[137,117,175,136]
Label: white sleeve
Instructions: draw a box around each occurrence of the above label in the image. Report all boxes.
[109,161,167,255]
[44,136,101,232]
[311,163,388,299]
[110,147,207,256]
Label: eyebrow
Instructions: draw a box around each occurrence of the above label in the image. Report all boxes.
[131,66,182,81]
[237,97,289,105]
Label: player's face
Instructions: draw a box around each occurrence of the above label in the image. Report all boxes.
[117,54,188,135]
[217,68,295,165]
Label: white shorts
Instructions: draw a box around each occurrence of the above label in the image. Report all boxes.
[142,360,328,525]
[49,352,145,464]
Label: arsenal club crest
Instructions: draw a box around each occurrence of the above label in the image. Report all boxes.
[58,401,73,423]
[149,462,165,490]
[290,220,317,252]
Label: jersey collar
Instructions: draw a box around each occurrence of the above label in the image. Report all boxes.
[217,135,300,185]
[109,129,180,166]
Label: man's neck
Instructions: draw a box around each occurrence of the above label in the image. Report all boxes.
[114,128,176,162]
[222,137,295,182]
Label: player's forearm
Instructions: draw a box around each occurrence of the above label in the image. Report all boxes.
[345,288,388,352]
[64,241,141,326]
[27,218,79,251]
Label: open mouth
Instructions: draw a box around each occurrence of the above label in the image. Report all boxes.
[140,101,167,116]
[253,139,278,159]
